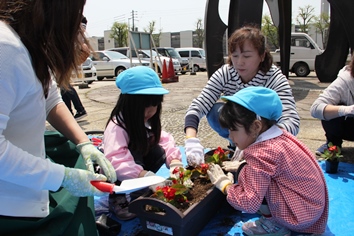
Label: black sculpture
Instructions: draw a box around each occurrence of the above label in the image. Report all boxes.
[204,0,291,79]
[204,0,352,83]
[315,0,354,82]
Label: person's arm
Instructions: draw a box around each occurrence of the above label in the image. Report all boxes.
[47,102,89,145]
[184,65,229,135]
[265,67,300,135]
[311,68,353,120]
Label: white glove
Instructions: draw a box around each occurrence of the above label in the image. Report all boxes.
[169,160,184,178]
[144,171,165,192]
[207,164,232,194]
[338,105,354,117]
[62,167,108,197]
[185,138,204,167]
[77,142,117,183]
[231,147,244,161]
[222,160,247,172]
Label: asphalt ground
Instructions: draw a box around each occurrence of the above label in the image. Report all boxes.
[47,71,354,163]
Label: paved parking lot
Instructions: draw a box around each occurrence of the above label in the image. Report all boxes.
[47,71,354,162]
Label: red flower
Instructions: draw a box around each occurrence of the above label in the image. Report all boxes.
[328,146,337,152]
[162,186,176,200]
[172,167,179,174]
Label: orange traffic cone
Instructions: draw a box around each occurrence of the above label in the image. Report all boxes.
[162,59,168,80]
[168,58,175,79]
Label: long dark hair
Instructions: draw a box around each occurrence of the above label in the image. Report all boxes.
[227,25,273,74]
[219,101,275,134]
[106,94,164,155]
[0,0,86,97]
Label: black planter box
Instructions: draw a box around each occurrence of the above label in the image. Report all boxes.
[129,187,225,236]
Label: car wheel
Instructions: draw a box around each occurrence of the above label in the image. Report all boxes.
[115,67,126,76]
[97,77,104,81]
[181,72,187,75]
[192,65,199,72]
[293,63,310,77]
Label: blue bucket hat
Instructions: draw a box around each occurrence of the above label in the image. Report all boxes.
[221,87,282,120]
[116,66,169,95]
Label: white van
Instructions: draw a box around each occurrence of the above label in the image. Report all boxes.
[271,33,323,77]
[175,47,206,72]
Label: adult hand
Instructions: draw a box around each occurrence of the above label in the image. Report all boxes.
[338,105,354,117]
[169,160,184,178]
[185,138,204,167]
[77,142,117,183]
[207,164,232,194]
[62,167,108,197]
[143,171,165,192]
[222,160,247,172]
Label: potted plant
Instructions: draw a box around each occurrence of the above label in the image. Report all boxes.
[320,142,343,173]
[128,147,229,236]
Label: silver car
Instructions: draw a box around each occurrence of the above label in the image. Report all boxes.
[91,50,150,81]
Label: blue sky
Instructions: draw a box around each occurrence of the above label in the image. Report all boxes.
[84,0,323,37]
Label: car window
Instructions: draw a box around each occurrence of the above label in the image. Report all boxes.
[191,50,200,57]
[199,49,205,57]
[178,51,189,57]
[166,48,181,58]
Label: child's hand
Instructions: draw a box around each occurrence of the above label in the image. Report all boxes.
[185,138,204,167]
[222,160,247,172]
[207,164,232,194]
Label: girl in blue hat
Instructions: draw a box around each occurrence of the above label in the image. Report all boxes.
[103,66,183,220]
[207,87,328,235]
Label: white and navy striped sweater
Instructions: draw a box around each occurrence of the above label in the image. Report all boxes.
[184,64,300,136]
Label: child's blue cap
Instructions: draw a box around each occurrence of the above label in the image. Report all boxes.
[221,87,282,120]
[116,66,169,95]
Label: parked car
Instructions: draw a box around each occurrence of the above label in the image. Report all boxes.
[108,47,181,74]
[71,57,97,84]
[91,50,150,80]
[153,47,189,74]
[270,32,325,77]
[175,47,207,72]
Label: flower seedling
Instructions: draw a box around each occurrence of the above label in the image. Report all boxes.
[151,164,211,209]
[205,146,230,165]
[321,142,343,161]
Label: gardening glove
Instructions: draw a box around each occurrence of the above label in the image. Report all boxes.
[169,160,184,178]
[144,171,165,192]
[207,164,232,195]
[185,138,205,167]
[61,167,108,197]
[231,147,244,161]
[338,105,354,117]
[222,160,247,172]
[77,142,117,183]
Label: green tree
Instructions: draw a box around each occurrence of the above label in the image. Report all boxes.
[144,21,161,47]
[110,22,128,47]
[296,5,315,34]
[313,12,330,49]
[261,14,279,50]
[194,18,204,48]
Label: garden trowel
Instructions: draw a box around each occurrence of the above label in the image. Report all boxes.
[91,175,165,194]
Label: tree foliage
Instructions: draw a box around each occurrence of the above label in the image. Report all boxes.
[296,5,315,34]
[194,18,204,48]
[144,21,161,47]
[110,22,128,47]
[313,12,330,49]
[261,14,279,50]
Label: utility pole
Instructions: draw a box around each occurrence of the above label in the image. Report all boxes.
[131,10,138,31]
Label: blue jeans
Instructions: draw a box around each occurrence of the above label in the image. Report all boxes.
[206,102,233,144]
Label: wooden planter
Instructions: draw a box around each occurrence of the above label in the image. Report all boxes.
[129,187,225,236]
